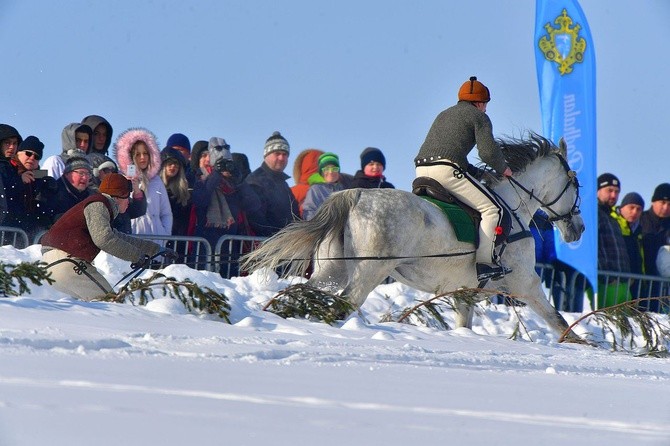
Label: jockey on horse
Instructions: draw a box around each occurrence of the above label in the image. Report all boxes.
[415,76,513,283]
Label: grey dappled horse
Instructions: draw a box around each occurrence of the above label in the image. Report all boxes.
[243,134,585,341]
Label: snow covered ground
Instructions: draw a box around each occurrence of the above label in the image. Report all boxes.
[0,245,669,446]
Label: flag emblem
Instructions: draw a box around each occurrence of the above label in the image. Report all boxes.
[538,9,587,75]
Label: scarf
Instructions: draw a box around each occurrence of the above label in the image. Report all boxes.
[202,166,234,228]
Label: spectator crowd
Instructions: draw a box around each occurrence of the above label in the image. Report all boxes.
[1,118,668,312]
[0,118,394,269]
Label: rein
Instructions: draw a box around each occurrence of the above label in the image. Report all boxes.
[507,154,581,223]
[305,250,476,262]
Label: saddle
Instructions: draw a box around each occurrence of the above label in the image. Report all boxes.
[411,176,512,247]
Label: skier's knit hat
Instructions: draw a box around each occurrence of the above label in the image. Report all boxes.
[318,152,340,175]
[652,183,670,202]
[597,173,620,190]
[263,131,290,157]
[166,133,191,154]
[17,136,45,160]
[63,155,93,175]
[620,192,644,209]
[360,147,386,170]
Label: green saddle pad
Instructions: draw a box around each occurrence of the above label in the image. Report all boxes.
[420,196,476,244]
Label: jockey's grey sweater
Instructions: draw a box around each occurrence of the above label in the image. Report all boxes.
[84,195,161,263]
[415,101,508,174]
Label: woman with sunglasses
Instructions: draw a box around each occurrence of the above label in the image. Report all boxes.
[0,135,57,241]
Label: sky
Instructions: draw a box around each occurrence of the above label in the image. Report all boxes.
[1,0,669,200]
[0,245,669,445]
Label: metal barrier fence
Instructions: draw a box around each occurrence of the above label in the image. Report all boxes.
[0,226,30,249]
[136,234,213,271]
[214,235,268,278]
[4,227,670,312]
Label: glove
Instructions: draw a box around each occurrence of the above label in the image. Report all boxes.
[160,248,179,262]
[130,255,152,270]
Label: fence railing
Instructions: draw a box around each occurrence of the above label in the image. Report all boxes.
[4,225,669,313]
[0,226,30,249]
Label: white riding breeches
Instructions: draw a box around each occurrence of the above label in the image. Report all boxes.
[416,162,504,264]
[42,249,113,301]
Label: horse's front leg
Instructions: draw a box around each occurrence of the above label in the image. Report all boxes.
[505,270,582,342]
[453,301,474,329]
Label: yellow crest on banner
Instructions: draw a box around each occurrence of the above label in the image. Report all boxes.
[538,9,587,75]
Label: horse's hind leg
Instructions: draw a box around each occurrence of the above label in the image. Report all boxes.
[340,260,395,311]
[307,233,348,292]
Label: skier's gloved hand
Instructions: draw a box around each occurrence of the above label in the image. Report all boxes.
[130,255,152,270]
[160,248,179,262]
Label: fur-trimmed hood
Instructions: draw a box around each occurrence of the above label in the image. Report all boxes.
[292,148,324,185]
[113,127,162,180]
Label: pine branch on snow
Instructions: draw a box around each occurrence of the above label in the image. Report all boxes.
[99,272,231,322]
[0,261,54,297]
[263,283,356,325]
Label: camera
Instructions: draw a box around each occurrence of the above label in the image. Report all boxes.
[216,159,236,174]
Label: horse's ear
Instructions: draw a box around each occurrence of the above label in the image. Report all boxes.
[558,137,568,158]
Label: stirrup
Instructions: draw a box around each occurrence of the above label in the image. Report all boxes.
[476,263,512,283]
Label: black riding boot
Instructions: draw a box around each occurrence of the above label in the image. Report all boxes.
[476,262,512,283]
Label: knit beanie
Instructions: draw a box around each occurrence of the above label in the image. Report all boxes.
[652,183,670,202]
[87,153,117,178]
[18,136,45,159]
[318,152,340,175]
[99,173,131,198]
[620,192,645,209]
[360,147,386,170]
[458,76,491,103]
[597,173,620,190]
[166,133,191,153]
[63,155,93,175]
[263,131,290,157]
[160,146,187,168]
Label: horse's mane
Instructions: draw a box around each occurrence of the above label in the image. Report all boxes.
[478,132,558,185]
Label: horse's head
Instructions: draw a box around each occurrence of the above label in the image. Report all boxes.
[537,138,585,243]
[497,134,584,243]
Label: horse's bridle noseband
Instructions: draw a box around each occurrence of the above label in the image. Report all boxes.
[509,153,581,223]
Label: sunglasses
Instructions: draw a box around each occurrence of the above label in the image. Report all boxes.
[21,150,41,160]
[322,166,340,173]
[214,144,231,151]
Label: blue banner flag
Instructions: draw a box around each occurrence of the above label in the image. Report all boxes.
[534,0,597,291]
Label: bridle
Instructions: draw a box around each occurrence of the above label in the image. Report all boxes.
[508,153,581,223]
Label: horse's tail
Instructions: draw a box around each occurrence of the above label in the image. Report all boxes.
[241,188,362,277]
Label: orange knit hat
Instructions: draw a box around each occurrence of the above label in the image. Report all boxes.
[458,76,491,103]
[99,173,131,198]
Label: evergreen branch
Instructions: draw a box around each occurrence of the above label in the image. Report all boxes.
[0,261,54,297]
[99,272,231,322]
[559,297,670,353]
[263,283,355,325]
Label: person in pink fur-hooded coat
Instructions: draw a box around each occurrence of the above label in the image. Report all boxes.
[113,128,172,237]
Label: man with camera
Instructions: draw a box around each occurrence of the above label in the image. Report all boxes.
[191,137,268,251]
